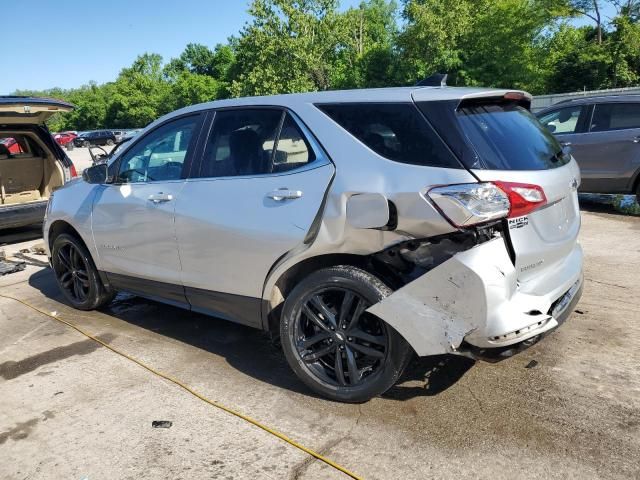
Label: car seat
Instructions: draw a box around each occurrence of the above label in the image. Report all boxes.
[229,129,264,175]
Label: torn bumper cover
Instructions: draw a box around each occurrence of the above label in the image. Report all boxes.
[367,237,583,358]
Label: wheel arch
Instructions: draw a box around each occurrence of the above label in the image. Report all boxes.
[48,220,92,258]
[631,166,640,194]
[263,252,394,336]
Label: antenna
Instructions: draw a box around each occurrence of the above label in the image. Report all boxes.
[415,73,448,87]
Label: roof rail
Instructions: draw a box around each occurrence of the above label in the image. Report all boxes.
[416,73,448,87]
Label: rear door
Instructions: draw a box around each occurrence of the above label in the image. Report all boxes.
[573,102,640,193]
[175,108,334,327]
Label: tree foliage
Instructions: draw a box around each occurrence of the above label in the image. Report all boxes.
[16,0,640,131]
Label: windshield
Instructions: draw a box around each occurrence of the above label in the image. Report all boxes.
[457,103,569,170]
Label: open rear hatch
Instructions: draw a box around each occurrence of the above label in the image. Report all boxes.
[417,92,581,288]
[0,96,73,125]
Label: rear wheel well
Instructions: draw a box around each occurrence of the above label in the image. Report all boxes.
[266,253,394,337]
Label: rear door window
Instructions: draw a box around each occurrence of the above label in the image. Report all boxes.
[317,103,461,168]
[590,103,640,132]
[538,105,585,134]
[456,103,568,170]
[197,109,283,178]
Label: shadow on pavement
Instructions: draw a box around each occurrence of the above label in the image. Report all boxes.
[383,355,474,401]
[28,269,472,401]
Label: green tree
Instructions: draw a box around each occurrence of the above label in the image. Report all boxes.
[230,0,343,96]
[105,53,171,127]
[332,0,399,88]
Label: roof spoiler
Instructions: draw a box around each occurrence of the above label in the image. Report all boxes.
[416,73,448,87]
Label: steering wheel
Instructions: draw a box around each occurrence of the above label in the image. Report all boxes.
[89,145,109,165]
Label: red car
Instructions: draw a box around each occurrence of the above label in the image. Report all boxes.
[0,136,25,154]
[53,131,77,147]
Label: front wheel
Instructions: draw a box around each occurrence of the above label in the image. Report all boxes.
[106,139,114,146]
[51,233,115,310]
[280,266,412,403]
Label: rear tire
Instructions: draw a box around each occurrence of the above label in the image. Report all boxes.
[106,139,114,146]
[83,140,89,148]
[51,233,115,310]
[280,266,412,403]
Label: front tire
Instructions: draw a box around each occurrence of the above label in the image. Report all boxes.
[51,233,114,310]
[280,266,412,403]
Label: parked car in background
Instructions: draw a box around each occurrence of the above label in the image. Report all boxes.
[44,86,583,402]
[0,97,77,229]
[73,130,116,147]
[537,95,640,202]
[53,131,77,147]
[112,130,126,142]
[0,136,24,154]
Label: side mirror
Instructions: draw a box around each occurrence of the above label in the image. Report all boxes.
[82,163,108,184]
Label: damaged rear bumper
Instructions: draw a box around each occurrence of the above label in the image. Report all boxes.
[367,237,583,358]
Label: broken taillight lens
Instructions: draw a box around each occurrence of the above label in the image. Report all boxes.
[427,181,547,227]
[492,181,547,218]
[427,183,510,227]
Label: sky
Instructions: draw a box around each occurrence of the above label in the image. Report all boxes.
[2,0,619,94]
[2,0,362,94]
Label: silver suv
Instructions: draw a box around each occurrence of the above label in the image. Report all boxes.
[44,87,584,402]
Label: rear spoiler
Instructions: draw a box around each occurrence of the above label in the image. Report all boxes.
[457,91,532,111]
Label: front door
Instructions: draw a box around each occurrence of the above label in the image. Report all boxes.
[175,108,335,326]
[91,114,203,305]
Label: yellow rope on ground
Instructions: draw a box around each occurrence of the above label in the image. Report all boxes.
[0,293,363,480]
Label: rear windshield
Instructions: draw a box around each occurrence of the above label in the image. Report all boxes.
[457,103,569,170]
[317,103,461,168]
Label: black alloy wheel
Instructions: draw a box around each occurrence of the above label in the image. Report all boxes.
[51,233,115,310]
[294,288,388,387]
[281,266,412,402]
[54,241,90,303]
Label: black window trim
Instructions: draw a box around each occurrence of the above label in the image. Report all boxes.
[588,101,640,133]
[189,105,327,180]
[109,111,206,185]
[315,101,465,170]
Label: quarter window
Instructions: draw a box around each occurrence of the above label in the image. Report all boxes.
[116,115,198,183]
[591,103,640,132]
[316,103,460,168]
[271,114,315,173]
[538,105,583,134]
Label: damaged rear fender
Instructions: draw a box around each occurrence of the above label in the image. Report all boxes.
[367,237,517,356]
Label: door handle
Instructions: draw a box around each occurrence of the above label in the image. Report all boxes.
[147,192,173,204]
[267,189,303,201]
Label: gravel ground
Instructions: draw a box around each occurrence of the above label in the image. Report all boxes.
[0,208,638,480]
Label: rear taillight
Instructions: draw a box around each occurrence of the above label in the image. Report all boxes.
[492,181,547,218]
[427,181,546,227]
[69,164,78,178]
